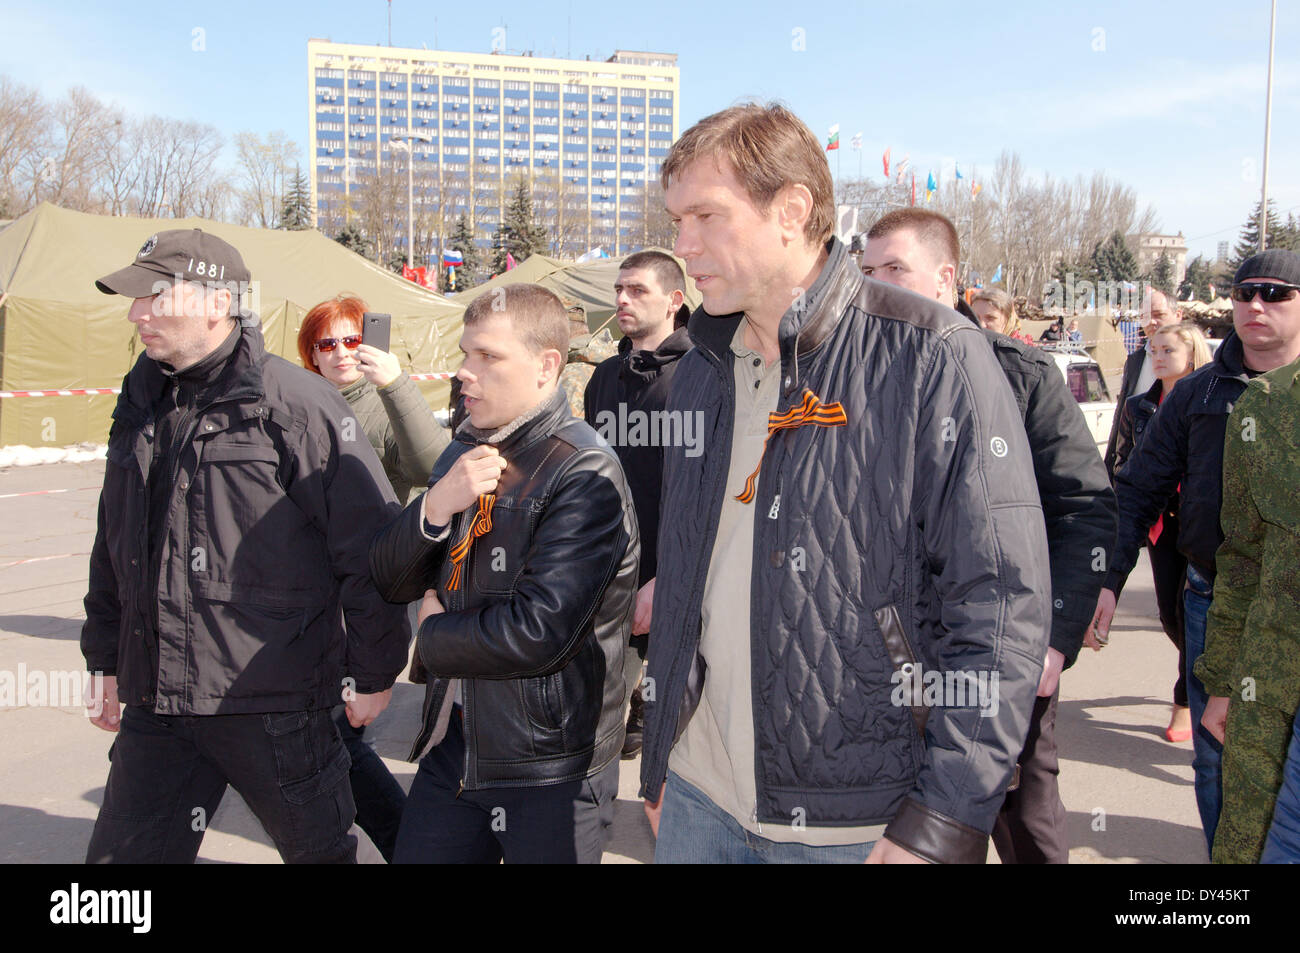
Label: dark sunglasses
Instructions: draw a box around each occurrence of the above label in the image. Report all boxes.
[1230,282,1300,304]
[313,334,363,352]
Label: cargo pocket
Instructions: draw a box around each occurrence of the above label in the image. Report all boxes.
[262,710,355,856]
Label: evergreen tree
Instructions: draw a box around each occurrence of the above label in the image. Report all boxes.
[279,165,313,230]
[1229,199,1285,269]
[1090,231,1140,283]
[1151,251,1175,296]
[491,178,548,274]
[1178,254,1214,302]
[441,215,481,292]
[334,223,370,258]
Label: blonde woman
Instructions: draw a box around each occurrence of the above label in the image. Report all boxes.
[1112,323,1212,742]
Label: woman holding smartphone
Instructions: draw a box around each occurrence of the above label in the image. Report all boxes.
[297,294,448,863]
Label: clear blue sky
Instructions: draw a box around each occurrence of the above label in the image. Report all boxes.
[2,0,1295,258]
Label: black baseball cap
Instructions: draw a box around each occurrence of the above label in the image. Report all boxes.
[96,228,251,298]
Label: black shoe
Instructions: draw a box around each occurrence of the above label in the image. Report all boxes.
[621,685,644,759]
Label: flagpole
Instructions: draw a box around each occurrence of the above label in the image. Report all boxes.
[1260,0,1276,250]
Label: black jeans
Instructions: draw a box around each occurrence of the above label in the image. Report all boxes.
[992,688,1068,864]
[392,708,618,863]
[86,705,356,864]
[331,705,406,863]
[1147,527,1189,708]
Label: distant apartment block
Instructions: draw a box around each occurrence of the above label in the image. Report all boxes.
[307,39,680,262]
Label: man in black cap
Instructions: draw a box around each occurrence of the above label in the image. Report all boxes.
[81,229,410,863]
[1090,248,1300,859]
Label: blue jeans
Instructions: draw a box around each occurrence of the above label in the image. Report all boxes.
[1184,564,1224,855]
[1262,711,1300,863]
[655,772,878,863]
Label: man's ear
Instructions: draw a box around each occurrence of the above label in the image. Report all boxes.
[668,288,684,315]
[937,263,957,303]
[209,288,232,326]
[776,183,814,244]
[540,347,565,385]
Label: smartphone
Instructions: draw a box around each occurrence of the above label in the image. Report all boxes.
[362,312,391,353]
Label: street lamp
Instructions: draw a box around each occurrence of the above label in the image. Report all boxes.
[389,131,433,268]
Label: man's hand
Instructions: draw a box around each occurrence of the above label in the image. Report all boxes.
[85,673,120,732]
[632,577,655,636]
[345,688,392,728]
[1084,588,1118,651]
[355,344,402,389]
[865,837,929,864]
[417,588,444,630]
[1037,647,1066,697]
[1202,695,1230,744]
[644,781,665,838]
[423,445,507,527]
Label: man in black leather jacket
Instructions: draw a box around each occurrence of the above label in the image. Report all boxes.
[369,284,639,863]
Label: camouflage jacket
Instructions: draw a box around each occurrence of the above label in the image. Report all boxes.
[558,329,617,418]
[1195,355,1300,713]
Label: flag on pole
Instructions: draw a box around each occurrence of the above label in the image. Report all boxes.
[927,171,937,193]
[955,165,964,180]
[971,182,982,199]
[506,252,517,271]
[881,147,890,178]
[991,264,1003,284]
[851,132,863,150]
[910,172,916,207]
[826,124,840,151]
[895,155,910,184]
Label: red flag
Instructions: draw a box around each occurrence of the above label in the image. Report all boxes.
[910,172,916,207]
[882,148,891,179]
[402,265,417,282]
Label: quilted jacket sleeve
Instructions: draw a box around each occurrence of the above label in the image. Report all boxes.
[883,324,1052,863]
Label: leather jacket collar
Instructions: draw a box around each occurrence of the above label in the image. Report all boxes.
[454,386,571,455]
[685,237,862,398]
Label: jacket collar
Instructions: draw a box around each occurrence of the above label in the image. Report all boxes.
[454,386,571,455]
[1210,330,1248,381]
[115,321,268,429]
[686,237,862,397]
[339,374,374,404]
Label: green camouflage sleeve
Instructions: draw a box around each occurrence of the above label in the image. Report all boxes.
[1196,383,1267,698]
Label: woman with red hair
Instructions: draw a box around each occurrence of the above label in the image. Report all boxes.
[297,294,447,863]
[298,294,447,503]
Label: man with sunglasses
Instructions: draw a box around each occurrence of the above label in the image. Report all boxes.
[81,229,410,863]
[1089,249,1300,859]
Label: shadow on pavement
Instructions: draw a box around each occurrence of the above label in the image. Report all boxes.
[0,803,96,863]
[1059,696,1194,787]
[0,614,83,640]
[1066,809,1208,864]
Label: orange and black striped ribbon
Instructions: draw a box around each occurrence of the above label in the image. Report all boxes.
[446,493,496,590]
[736,389,848,503]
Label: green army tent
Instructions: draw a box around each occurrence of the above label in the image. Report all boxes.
[0,203,464,447]
[456,250,700,334]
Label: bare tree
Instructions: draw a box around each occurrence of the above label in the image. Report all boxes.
[0,76,48,215]
[234,130,297,228]
[133,119,222,218]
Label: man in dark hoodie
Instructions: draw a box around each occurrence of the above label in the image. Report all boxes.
[585,250,692,757]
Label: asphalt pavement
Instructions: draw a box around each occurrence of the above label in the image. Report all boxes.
[0,459,1205,864]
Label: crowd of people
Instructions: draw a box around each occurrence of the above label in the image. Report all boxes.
[77,102,1300,865]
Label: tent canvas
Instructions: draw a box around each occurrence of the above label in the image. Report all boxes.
[455,250,701,335]
[0,203,464,446]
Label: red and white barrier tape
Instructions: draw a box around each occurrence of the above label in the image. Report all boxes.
[0,373,457,398]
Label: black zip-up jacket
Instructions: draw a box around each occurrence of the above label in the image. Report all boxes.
[1106,332,1251,594]
[584,327,692,586]
[639,239,1051,863]
[1104,347,1149,481]
[968,315,1118,670]
[81,322,411,715]
[368,388,640,788]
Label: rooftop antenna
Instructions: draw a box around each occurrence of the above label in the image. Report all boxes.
[387,0,392,46]
[567,0,572,58]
